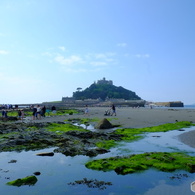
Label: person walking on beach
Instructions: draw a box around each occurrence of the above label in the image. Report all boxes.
[84,105,89,115]
[21,109,24,121]
[51,106,56,115]
[111,104,116,116]
[18,109,24,121]
[32,106,37,120]
[18,109,22,120]
[41,106,46,117]
[2,110,6,117]
[36,105,41,119]
[2,109,8,118]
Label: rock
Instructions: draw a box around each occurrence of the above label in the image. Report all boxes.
[36,152,54,156]
[0,117,18,121]
[86,148,109,157]
[33,172,41,176]
[95,118,113,129]
[8,160,17,163]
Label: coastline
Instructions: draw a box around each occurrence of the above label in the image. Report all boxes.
[25,107,195,128]
[23,106,195,148]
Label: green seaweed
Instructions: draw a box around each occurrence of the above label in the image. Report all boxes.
[47,123,89,135]
[85,152,195,175]
[7,176,38,187]
[92,121,194,150]
[56,109,79,115]
[96,140,117,149]
[115,121,194,141]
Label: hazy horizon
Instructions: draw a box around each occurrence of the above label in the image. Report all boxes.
[1,0,195,104]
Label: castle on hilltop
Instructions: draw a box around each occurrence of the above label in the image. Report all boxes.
[95,77,113,85]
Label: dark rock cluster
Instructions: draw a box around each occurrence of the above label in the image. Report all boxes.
[68,178,112,190]
[0,121,122,157]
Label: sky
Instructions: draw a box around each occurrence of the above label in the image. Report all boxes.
[0,0,195,105]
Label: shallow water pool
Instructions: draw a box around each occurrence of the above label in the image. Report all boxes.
[1,127,195,195]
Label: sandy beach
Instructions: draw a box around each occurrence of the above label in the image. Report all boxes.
[26,106,195,148]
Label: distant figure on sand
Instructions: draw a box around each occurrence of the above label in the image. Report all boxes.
[18,109,22,120]
[84,105,89,115]
[41,106,46,117]
[18,109,24,121]
[111,104,116,116]
[32,106,37,120]
[2,110,7,118]
[51,106,56,114]
[36,105,41,119]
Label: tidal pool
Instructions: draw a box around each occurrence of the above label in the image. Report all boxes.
[1,127,195,195]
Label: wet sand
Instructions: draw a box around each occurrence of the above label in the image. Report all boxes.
[25,107,195,147]
[26,107,195,128]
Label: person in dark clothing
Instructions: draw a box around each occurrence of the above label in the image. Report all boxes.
[51,106,56,114]
[2,110,7,118]
[32,106,37,120]
[111,104,116,116]
[41,106,46,117]
[18,110,22,120]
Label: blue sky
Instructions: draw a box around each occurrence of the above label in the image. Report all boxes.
[0,0,195,104]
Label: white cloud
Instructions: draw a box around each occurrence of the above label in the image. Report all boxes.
[117,43,127,47]
[0,50,9,55]
[42,52,53,57]
[54,55,83,66]
[63,68,88,73]
[94,52,116,59]
[50,49,117,73]
[90,61,107,66]
[135,54,150,58]
[59,46,66,52]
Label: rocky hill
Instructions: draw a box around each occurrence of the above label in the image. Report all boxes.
[73,78,141,101]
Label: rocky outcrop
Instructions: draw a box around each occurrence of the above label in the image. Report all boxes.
[0,122,123,157]
[0,117,18,121]
[36,152,54,156]
[95,118,113,129]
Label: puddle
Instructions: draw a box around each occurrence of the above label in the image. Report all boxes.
[1,127,195,194]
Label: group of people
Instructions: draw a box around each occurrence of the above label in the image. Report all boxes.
[32,105,56,120]
[32,105,46,120]
[0,105,58,121]
[1,109,25,120]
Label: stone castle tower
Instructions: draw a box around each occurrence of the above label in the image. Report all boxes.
[96,77,113,85]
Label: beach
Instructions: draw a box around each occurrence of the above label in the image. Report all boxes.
[26,106,195,148]
[28,106,195,127]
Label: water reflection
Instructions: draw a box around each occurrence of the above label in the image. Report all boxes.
[0,127,195,194]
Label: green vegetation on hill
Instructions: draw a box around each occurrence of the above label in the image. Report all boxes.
[73,83,141,100]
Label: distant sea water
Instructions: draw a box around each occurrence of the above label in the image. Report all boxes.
[184,105,195,109]
[151,105,195,110]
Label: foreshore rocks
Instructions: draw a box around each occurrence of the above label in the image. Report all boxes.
[0,117,18,122]
[95,118,113,129]
[0,121,123,157]
[95,118,120,129]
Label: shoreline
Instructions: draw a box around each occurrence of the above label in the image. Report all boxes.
[25,107,195,128]
[22,107,195,148]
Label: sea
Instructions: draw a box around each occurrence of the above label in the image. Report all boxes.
[151,105,195,110]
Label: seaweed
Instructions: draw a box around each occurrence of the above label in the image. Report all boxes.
[85,152,195,175]
[7,176,38,187]
[115,121,194,141]
[47,123,89,135]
